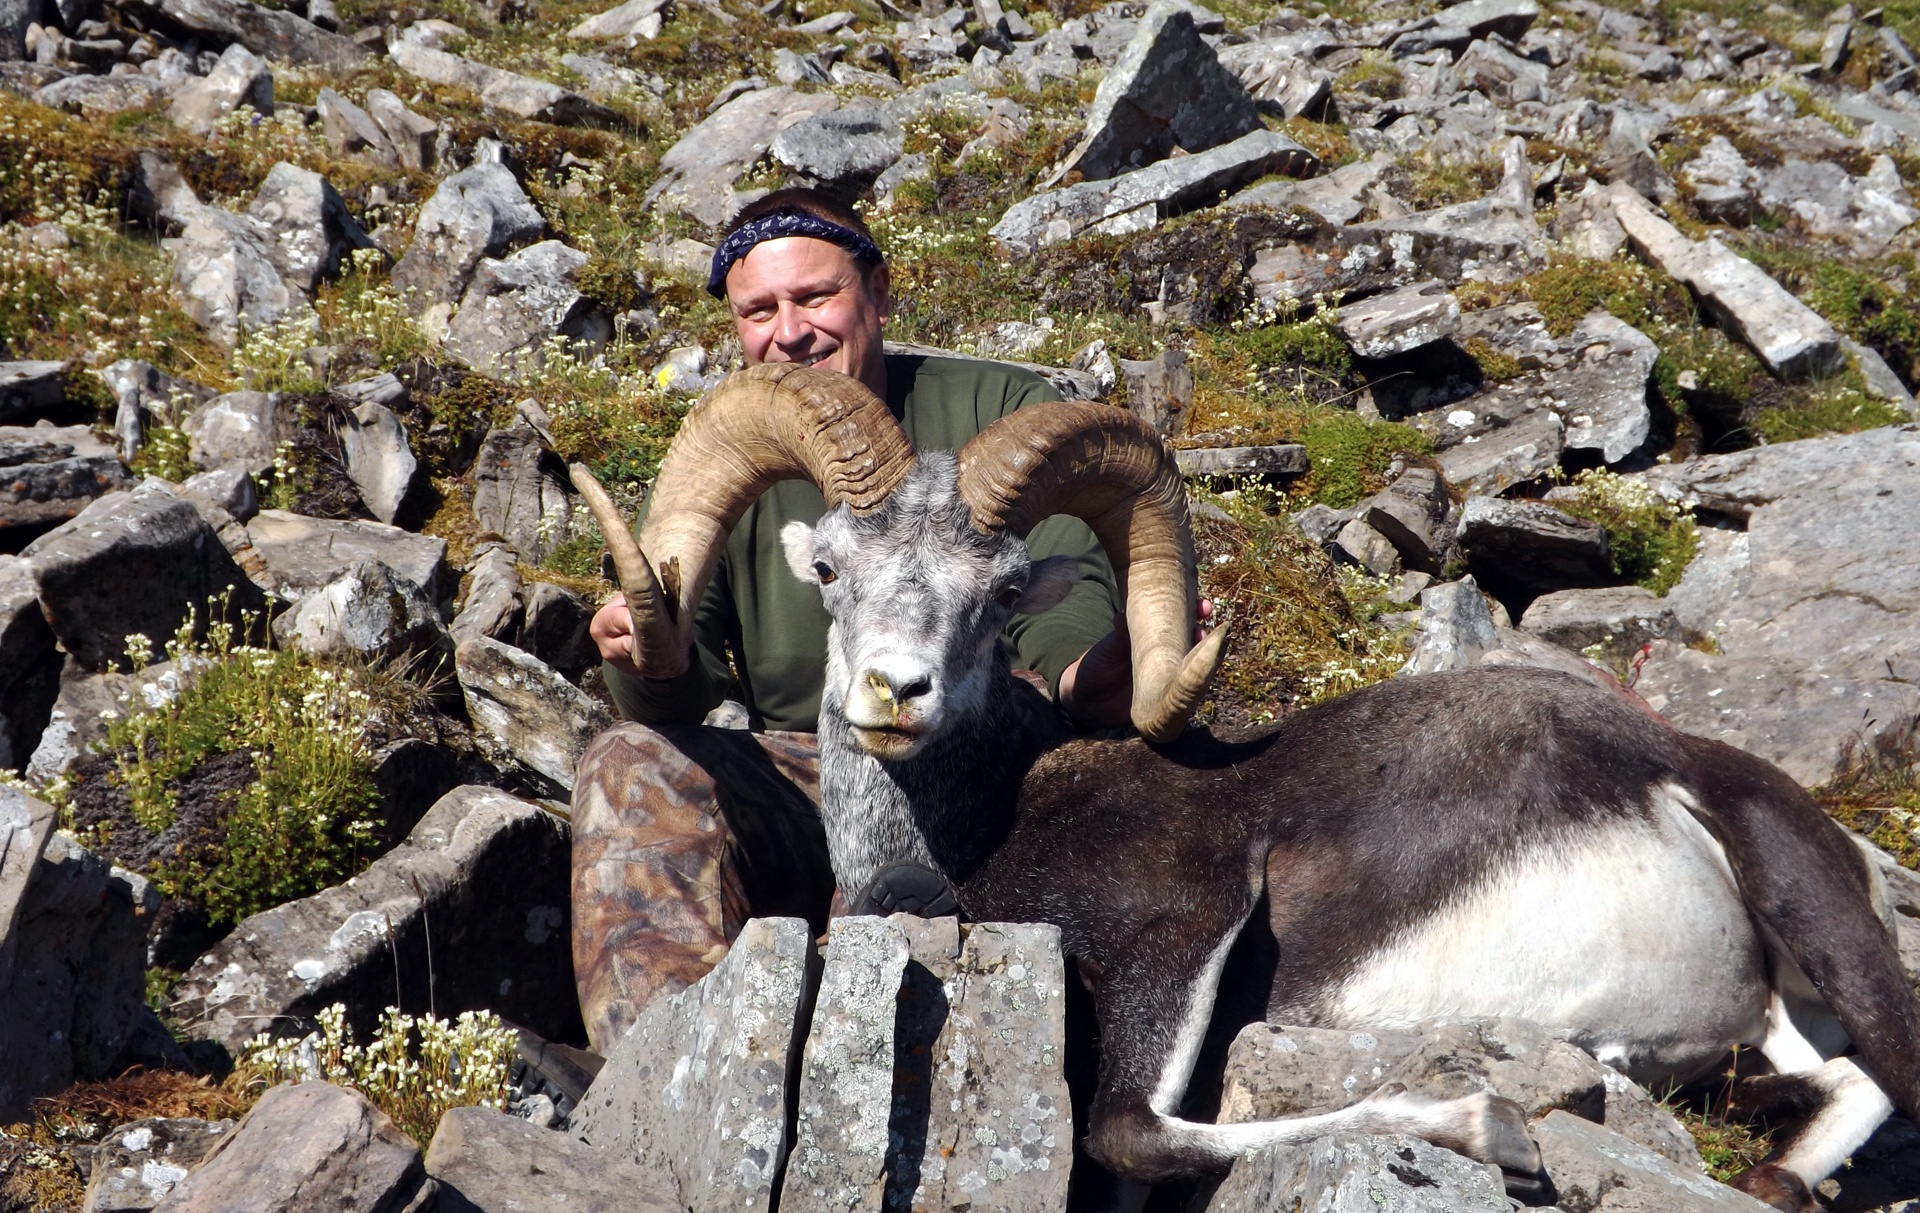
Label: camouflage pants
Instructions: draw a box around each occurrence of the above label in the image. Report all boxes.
[570,722,835,1053]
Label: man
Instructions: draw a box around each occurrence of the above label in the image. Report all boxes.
[572,188,1131,1051]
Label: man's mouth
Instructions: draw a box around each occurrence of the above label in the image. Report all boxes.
[801,349,835,367]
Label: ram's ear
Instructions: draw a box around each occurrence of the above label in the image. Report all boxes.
[781,521,820,584]
[1015,555,1080,614]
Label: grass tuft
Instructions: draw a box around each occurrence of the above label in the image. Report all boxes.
[1552,469,1700,595]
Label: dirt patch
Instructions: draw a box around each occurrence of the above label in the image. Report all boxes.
[67,747,260,968]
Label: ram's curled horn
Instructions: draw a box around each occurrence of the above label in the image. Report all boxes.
[955,403,1227,743]
[568,363,917,677]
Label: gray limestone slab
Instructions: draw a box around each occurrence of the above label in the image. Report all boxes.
[572,917,818,1213]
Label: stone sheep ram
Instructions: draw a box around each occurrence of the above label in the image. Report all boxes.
[572,363,1920,1211]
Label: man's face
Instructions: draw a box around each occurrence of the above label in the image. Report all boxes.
[725,235,891,397]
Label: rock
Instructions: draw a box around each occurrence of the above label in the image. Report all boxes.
[0,557,59,770]
[1431,406,1564,497]
[180,390,294,477]
[83,1118,234,1213]
[885,340,1104,401]
[115,0,367,64]
[1174,444,1308,479]
[445,241,615,378]
[392,162,546,311]
[1455,35,1551,102]
[98,359,216,460]
[1228,153,1390,225]
[1845,336,1919,417]
[0,424,133,532]
[1530,1110,1771,1212]
[172,785,578,1058]
[772,46,831,85]
[992,128,1317,254]
[1054,1,1260,183]
[1520,585,1684,655]
[388,38,619,127]
[365,89,438,172]
[1117,348,1192,435]
[245,509,451,605]
[644,85,838,228]
[519,581,595,677]
[571,917,817,1209]
[0,807,150,1123]
[1756,155,1920,253]
[567,0,668,38]
[24,656,204,785]
[1400,574,1498,674]
[455,635,610,792]
[168,41,273,136]
[315,87,396,164]
[1330,515,1401,576]
[1437,0,1539,39]
[22,481,267,672]
[779,915,911,1213]
[271,555,453,666]
[1550,313,1658,463]
[450,542,523,645]
[1340,141,1544,286]
[0,359,68,423]
[470,421,577,563]
[883,918,1073,1213]
[1456,496,1612,606]
[1216,39,1331,118]
[246,161,375,294]
[1680,135,1760,226]
[1205,1134,1508,1212]
[150,1083,425,1212]
[1362,467,1452,574]
[338,399,418,525]
[770,106,903,192]
[170,199,309,348]
[1635,426,1920,786]
[426,1106,678,1212]
[1610,185,1843,380]
[32,71,165,116]
[1336,280,1461,358]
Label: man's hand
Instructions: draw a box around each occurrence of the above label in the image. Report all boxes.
[590,593,640,676]
[1056,600,1216,730]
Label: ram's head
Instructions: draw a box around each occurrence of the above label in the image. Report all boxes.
[571,363,1225,756]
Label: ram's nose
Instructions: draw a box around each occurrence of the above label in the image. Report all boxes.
[846,660,936,730]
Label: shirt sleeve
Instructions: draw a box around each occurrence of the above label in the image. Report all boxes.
[600,504,742,724]
[994,373,1123,696]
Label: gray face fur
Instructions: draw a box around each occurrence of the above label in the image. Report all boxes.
[782,452,1078,761]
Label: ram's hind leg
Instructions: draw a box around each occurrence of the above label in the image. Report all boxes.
[1078,912,1541,1185]
[1725,990,1896,1212]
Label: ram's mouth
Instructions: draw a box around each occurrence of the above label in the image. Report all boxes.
[851,723,927,756]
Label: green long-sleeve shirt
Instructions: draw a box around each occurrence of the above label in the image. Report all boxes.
[604,354,1121,732]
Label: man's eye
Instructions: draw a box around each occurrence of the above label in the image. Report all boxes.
[996,586,1021,609]
[814,562,837,584]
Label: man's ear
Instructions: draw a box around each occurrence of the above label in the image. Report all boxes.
[867,261,891,324]
[1015,555,1080,615]
[781,521,820,584]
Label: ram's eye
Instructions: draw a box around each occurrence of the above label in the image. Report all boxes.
[813,561,837,585]
[996,586,1022,609]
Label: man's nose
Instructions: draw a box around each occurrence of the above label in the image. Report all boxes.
[772,301,811,351]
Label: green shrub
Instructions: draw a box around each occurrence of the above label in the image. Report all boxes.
[1553,468,1699,595]
[245,1003,517,1145]
[1294,412,1433,509]
[130,425,194,482]
[90,606,383,925]
[1237,314,1353,381]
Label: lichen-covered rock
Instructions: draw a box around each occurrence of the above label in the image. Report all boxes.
[391,162,545,311]
[1205,1133,1509,1212]
[83,1117,235,1213]
[780,915,910,1213]
[455,635,609,792]
[572,917,817,1213]
[1530,1110,1771,1212]
[171,785,578,1058]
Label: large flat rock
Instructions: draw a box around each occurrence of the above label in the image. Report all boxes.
[171,785,579,1058]
[23,481,266,672]
[426,1106,679,1212]
[992,128,1316,253]
[1636,425,1920,785]
[571,916,817,1213]
[0,424,132,531]
[644,85,838,227]
[244,509,451,605]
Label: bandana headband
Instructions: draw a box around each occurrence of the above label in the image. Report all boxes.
[707,209,885,298]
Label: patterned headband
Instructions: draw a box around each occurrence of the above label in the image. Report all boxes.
[706,208,886,299]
